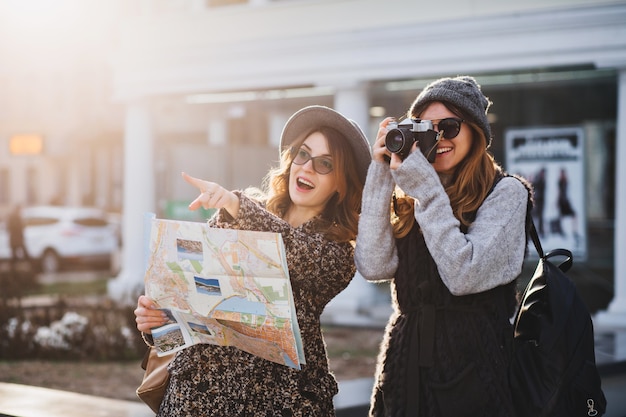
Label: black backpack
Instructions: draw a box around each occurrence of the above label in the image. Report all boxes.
[509,216,607,416]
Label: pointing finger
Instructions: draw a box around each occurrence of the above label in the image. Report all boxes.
[181,172,206,191]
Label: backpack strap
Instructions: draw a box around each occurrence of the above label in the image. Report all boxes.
[521,180,574,273]
[527,209,545,259]
[499,171,535,261]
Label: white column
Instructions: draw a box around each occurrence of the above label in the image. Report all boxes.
[94,147,110,209]
[65,157,82,206]
[10,161,27,204]
[208,119,227,146]
[269,111,291,149]
[323,82,393,327]
[189,0,206,12]
[333,82,371,141]
[108,101,155,305]
[595,68,626,329]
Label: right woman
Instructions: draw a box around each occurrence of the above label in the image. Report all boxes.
[355,76,531,417]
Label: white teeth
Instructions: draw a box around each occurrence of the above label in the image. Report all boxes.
[298,178,314,188]
[437,147,452,154]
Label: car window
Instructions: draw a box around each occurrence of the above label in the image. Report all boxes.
[24,217,59,227]
[74,217,108,227]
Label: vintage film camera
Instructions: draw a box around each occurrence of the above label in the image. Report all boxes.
[385,118,440,162]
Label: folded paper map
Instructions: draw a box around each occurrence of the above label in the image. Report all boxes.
[143,214,305,369]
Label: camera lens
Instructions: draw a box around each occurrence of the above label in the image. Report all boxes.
[385,129,406,153]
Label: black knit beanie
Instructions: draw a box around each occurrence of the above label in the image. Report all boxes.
[409,76,493,148]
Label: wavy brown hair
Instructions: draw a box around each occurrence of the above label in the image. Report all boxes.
[392,101,500,238]
[263,126,365,242]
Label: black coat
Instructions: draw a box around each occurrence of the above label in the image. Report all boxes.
[370,221,520,417]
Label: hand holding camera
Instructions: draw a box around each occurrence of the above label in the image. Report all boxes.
[385,118,441,162]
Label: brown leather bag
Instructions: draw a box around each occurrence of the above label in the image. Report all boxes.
[136,347,174,413]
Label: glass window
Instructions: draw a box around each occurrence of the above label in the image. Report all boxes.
[0,169,8,204]
[207,0,247,7]
[24,217,58,227]
[74,217,108,227]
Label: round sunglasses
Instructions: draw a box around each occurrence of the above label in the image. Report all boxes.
[291,148,334,175]
[429,117,464,139]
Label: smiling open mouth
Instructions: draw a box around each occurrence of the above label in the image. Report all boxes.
[297,177,315,190]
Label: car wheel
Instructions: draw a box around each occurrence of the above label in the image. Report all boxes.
[41,249,61,274]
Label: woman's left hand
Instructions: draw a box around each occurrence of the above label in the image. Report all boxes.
[134,295,167,333]
[374,117,417,170]
[182,172,240,218]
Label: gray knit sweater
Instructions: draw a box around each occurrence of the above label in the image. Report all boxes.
[355,151,528,295]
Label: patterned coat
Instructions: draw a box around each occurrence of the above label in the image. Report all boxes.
[157,192,356,417]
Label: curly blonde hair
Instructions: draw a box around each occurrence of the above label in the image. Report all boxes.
[392,101,499,238]
[263,126,365,242]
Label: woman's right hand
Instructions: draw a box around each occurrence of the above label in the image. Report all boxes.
[134,295,168,333]
[182,172,240,218]
[372,117,395,164]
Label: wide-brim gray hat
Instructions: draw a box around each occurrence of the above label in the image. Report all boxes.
[280,105,371,184]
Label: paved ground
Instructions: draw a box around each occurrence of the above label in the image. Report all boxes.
[1,262,624,417]
[0,382,153,417]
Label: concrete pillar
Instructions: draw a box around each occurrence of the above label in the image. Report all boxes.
[208,119,227,146]
[108,101,155,305]
[333,82,371,142]
[595,68,626,328]
[322,83,392,327]
[66,157,82,206]
[10,160,27,205]
[269,111,291,148]
[189,0,206,12]
[94,147,110,209]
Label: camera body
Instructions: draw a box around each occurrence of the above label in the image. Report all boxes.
[385,119,440,162]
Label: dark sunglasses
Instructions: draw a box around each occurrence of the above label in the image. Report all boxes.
[291,148,334,175]
[431,118,464,139]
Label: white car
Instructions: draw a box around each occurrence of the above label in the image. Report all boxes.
[0,206,119,273]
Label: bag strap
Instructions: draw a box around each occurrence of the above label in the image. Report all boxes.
[527,214,544,259]
[511,171,544,259]
[517,175,573,274]
[546,248,574,273]
[525,201,573,273]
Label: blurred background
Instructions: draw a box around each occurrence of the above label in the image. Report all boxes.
[0,0,625,415]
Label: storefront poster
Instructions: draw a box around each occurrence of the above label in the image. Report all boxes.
[505,126,587,260]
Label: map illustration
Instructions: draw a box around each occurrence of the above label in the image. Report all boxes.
[143,215,305,369]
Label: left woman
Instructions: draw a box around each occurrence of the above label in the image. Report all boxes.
[134,105,371,416]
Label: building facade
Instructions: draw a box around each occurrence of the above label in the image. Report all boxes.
[1,0,625,325]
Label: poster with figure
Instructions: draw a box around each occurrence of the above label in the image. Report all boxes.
[505,126,587,260]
